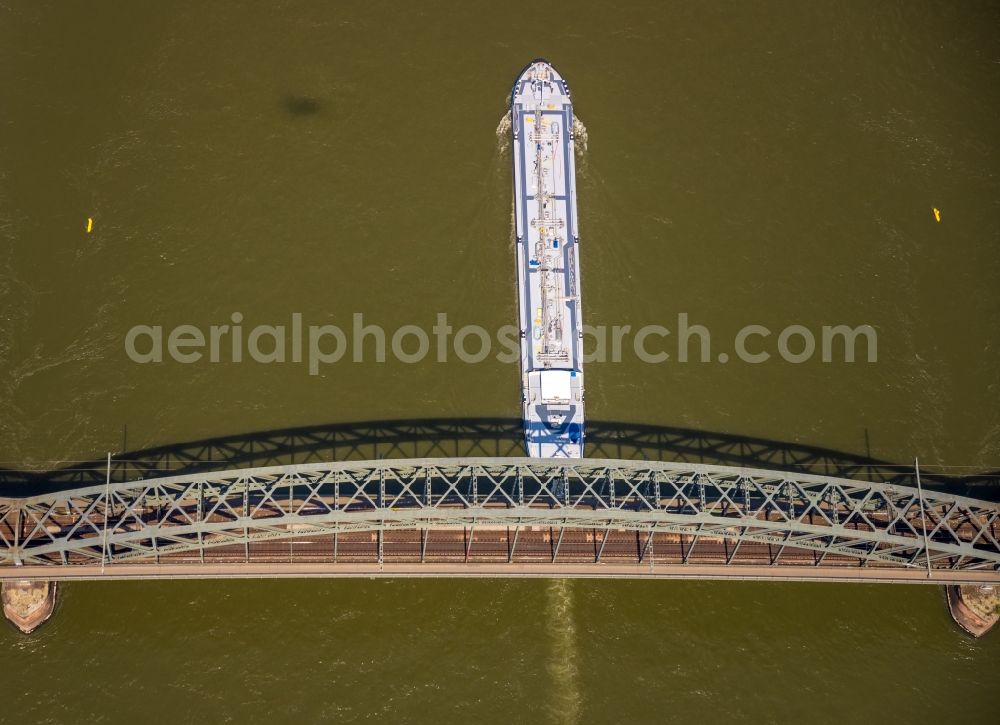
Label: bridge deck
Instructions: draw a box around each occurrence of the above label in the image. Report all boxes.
[2,458,999,583]
[7,562,997,585]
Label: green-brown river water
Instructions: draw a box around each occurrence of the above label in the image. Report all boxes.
[2,1,999,722]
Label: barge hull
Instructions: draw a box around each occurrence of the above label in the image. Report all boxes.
[511,60,585,458]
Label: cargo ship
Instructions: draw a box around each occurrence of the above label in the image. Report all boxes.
[511,59,584,457]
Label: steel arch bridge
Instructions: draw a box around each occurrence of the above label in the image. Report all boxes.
[2,458,999,583]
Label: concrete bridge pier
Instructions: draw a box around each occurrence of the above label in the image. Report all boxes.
[2,579,57,634]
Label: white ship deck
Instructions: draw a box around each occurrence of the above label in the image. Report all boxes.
[511,60,584,457]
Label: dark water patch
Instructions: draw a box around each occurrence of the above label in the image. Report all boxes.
[280,94,323,116]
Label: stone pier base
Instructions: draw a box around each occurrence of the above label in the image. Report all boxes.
[1,579,57,634]
[946,585,999,638]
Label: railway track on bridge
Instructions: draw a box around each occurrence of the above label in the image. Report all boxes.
[2,458,999,583]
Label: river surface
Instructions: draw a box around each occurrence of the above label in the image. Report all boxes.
[2,1,999,722]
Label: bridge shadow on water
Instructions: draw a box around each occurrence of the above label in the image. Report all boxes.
[1,418,997,499]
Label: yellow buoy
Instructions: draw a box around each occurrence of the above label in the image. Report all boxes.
[86,217,93,233]
[933,208,941,223]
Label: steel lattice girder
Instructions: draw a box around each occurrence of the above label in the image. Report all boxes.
[1,458,999,571]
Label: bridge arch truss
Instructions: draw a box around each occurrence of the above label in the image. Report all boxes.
[2,458,999,580]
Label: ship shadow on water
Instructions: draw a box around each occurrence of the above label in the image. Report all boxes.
[1,418,997,500]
